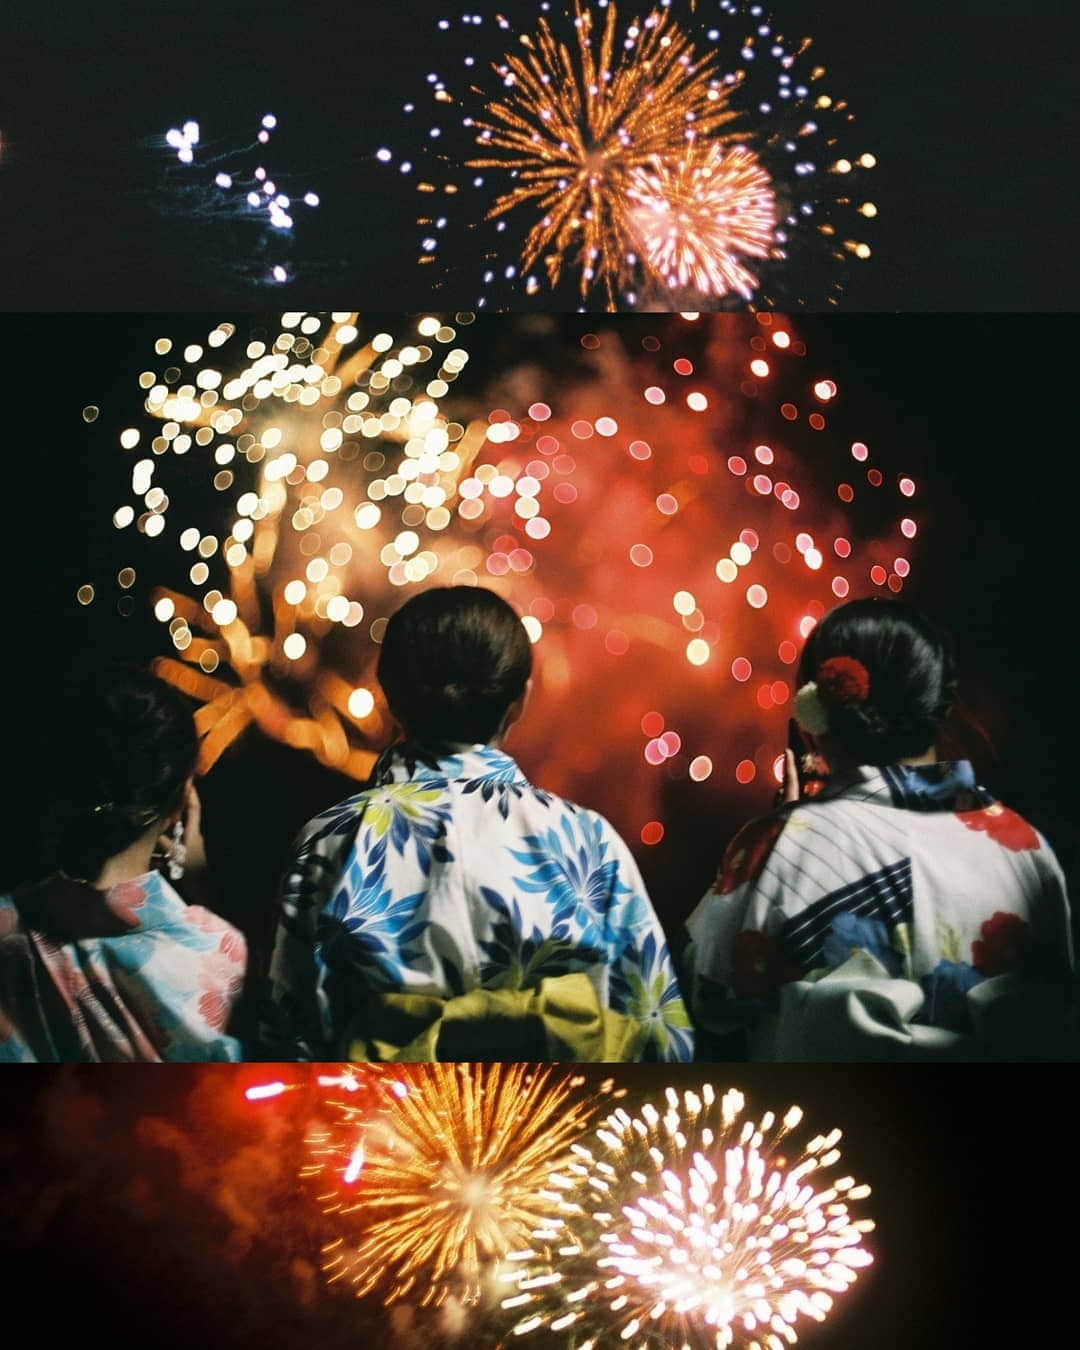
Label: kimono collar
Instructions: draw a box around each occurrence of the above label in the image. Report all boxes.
[371,741,530,789]
[827,760,991,812]
[15,869,187,940]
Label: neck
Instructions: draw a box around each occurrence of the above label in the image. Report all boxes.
[898,746,939,767]
[93,828,160,890]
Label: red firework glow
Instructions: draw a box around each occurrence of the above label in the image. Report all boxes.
[91,313,921,880]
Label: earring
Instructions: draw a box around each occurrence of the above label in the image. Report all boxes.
[166,819,187,881]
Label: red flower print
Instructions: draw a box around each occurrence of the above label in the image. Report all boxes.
[715,816,786,896]
[187,906,223,932]
[958,803,1040,853]
[817,656,871,705]
[108,880,149,927]
[219,929,246,965]
[730,929,803,999]
[972,911,1033,976]
[199,989,228,1029]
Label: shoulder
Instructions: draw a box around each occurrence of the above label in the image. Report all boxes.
[952,800,1050,857]
[295,788,376,848]
[558,796,632,848]
[714,811,792,895]
[178,904,248,960]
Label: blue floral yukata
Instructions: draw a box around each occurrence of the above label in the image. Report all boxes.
[268,743,692,1062]
[0,871,245,1062]
[686,762,1073,1041]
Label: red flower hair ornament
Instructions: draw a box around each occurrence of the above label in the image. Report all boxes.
[794,655,871,736]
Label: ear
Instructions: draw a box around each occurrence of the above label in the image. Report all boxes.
[160,774,194,830]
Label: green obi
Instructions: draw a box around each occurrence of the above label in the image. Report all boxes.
[347,972,650,1062]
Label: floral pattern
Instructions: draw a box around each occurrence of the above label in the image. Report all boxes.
[822,911,905,978]
[0,873,245,1062]
[713,815,786,896]
[269,743,691,1062]
[971,911,1033,976]
[958,803,1041,853]
[687,761,1072,1039]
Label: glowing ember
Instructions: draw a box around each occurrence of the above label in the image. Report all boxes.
[160,113,321,286]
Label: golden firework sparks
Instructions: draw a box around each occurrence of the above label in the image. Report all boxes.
[500,1084,875,1347]
[304,1064,614,1307]
[113,313,491,776]
[627,143,776,301]
[468,2,741,306]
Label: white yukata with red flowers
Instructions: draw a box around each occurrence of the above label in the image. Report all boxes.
[0,871,246,1062]
[686,761,1073,1042]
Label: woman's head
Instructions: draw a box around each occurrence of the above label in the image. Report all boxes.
[377,586,533,746]
[796,598,956,765]
[47,667,198,881]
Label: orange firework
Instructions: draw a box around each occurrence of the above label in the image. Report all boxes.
[303,1064,611,1308]
[627,143,776,301]
[469,1,740,307]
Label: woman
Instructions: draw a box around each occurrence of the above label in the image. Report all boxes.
[267,586,691,1062]
[0,669,245,1061]
[686,598,1073,1058]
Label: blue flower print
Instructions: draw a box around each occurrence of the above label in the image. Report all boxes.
[476,886,603,989]
[822,911,904,978]
[509,809,629,931]
[610,931,694,1062]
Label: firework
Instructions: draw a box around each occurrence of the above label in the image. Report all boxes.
[499,1085,874,1347]
[303,1064,608,1307]
[468,1,739,307]
[161,113,321,285]
[377,2,877,309]
[86,311,921,844]
[626,143,775,301]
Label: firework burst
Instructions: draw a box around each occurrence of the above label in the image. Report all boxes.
[303,1064,609,1307]
[468,1,739,306]
[83,311,923,843]
[93,311,490,777]
[378,1,877,309]
[499,1085,875,1347]
[626,143,775,301]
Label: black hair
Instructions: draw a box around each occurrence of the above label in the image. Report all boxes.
[377,586,533,746]
[797,598,957,764]
[44,667,198,881]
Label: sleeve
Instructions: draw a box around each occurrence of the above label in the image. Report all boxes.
[263,819,350,1061]
[1034,834,1075,973]
[0,900,41,1062]
[684,812,798,1043]
[600,821,694,1063]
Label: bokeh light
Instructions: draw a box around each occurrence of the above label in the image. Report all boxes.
[87,311,922,849]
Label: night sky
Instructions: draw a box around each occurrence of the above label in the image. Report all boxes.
[0,1062,1067,1348]
[1,0,1078,309]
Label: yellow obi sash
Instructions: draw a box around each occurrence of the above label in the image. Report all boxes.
[347,972,649,1062]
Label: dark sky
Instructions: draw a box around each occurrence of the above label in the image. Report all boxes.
[0,1061,1064,1348]
[1,0,1078,309]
